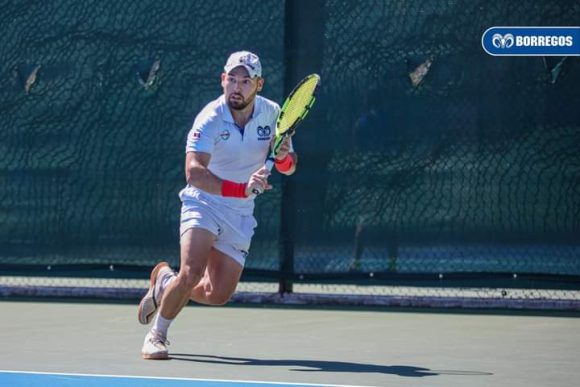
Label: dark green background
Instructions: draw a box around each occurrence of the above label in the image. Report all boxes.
[1,1,579,282]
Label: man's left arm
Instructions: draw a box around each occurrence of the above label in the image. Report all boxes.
[274,137,297,176]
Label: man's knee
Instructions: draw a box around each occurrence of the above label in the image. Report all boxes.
[176,267,204,290]
[206,289,234,305]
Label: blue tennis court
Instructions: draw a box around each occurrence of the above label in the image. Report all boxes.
[0,371,354,387]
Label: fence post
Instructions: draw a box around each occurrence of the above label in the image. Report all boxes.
[278,0,325,294]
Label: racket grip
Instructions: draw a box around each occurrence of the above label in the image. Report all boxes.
[251,158,276,196]
[264,158,275,171]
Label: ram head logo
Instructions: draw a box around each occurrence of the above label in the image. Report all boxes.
[492,33,515,49]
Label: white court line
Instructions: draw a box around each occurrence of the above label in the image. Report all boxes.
[0,369,378,387]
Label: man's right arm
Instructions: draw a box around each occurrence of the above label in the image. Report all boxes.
[185,151,222,195]
[185,152,271,197]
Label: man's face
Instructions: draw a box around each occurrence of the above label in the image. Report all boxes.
[222,66,264,111]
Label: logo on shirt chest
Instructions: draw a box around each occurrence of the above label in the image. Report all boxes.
[257,126,271,141]
[220,129,230,141]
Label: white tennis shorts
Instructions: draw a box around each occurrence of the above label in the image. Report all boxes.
[179,199,257,267]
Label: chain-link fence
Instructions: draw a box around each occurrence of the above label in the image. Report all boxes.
[1,0,579,308]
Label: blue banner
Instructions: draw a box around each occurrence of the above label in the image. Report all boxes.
[482,27,580,56]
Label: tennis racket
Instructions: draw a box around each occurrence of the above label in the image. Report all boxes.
[252,73,320,195]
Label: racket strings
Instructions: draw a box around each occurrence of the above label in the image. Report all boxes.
[277,75,319,135]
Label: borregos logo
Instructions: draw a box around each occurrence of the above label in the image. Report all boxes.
[482,27,580,56]
[492,33,514,49]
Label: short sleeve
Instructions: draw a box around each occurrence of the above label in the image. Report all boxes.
[186,118,215,154]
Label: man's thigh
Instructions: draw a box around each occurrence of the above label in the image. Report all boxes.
[180,227,216,274]
[205,247,244,295]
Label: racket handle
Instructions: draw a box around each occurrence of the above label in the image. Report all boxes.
[264,158,275,171]
[251,158,276,196]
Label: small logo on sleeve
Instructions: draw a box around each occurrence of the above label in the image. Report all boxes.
[191,130,201,142]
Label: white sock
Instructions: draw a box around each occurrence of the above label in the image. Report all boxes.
[157,272,176,303]
[152,314,172,338]
[161,273,175,290]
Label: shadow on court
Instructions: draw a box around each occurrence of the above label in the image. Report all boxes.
[170,354,492,378]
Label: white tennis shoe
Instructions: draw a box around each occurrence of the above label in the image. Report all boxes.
[142,329,170,360]
[137,262,175,325]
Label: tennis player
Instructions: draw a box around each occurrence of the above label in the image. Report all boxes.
[138,51,297,359]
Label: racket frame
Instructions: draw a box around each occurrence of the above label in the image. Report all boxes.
[252,73,320,195]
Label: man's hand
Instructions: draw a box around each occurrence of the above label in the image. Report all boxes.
[273,136,292,161]
[246,166,272,196]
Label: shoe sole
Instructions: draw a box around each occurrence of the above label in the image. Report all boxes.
[142,352,170,360]
[137,262,170,325]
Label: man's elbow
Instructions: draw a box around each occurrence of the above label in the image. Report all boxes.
[186,163,205,186]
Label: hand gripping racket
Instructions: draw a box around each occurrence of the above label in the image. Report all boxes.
[252,73,321,195]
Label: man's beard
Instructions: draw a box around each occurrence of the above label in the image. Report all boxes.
[227,93,255,111]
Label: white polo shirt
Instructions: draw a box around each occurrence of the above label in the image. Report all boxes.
[179,94,283,215]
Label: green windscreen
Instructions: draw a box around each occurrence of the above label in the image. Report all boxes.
[0,0,285,269]
[290,0,579,278]
[1,0,579,288]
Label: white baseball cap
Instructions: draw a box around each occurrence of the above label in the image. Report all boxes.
[224,51,262,78]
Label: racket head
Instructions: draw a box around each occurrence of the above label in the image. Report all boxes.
[272,73,320,155]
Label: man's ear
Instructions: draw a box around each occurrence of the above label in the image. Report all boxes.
[257,77,264,92]
[221,73,227,87]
